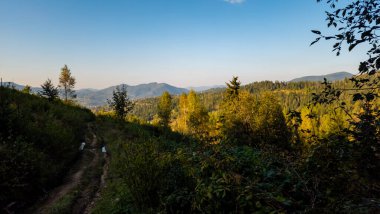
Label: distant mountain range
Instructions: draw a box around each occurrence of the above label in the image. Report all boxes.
[3,71,354,107]
[2,82,41,93]
[289,72,353,82]
[2,81,189,107]
[76,83,188,107]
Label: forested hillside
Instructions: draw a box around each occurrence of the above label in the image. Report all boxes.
[124,78,353,123]
[91,73,379,213]
[0,86,94,212]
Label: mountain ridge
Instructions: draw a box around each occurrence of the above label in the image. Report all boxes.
[289,71,353,82]
[76,82,189,107]
[4,71,354,107]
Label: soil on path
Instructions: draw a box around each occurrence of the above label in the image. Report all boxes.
[33,125,108,214]
[82,152,109,214]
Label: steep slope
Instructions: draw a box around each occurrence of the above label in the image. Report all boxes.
[0,87,94,212]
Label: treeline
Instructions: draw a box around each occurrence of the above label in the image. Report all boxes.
[116,78,374,145]
[0,86,94,211]
[127,78,352,122]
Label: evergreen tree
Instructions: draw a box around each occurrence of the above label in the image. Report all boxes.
[59,65,76,102]
[108,85,134,120]
[39,79,59,101]
[225,76,241,99]
[157,91,172,127]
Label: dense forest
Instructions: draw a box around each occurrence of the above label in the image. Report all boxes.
[90,75,379,213]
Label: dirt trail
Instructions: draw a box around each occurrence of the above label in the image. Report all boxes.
[82,152,109,214]
[33,125,107,214]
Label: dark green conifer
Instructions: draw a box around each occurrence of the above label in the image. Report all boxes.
[39,79,59,101]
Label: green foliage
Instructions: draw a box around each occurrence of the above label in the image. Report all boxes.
[221,91,291,148]
[99,71,379,211]
[4,2,380,211]
[225,76,241,99]
[22,85,31,94]
[108,85,134,120]
[0,87,94,211]
[300,133,380,212]
[157,91,172,127]
[172,91,209,139]
[187,145,297,213]
[312,0,380,195]
[186,90,209,138]
[39,79,59,101]
[93,118,316,213]
[91,72,379,212]
[131,97,160,121]
[314,0,379,71]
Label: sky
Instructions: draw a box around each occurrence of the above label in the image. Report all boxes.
[0,0,368,89]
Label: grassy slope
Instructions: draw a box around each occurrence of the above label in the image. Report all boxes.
[0,87,94,211]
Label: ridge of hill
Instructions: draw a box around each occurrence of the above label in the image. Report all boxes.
[76,82,189,107]
[289,71,353,82]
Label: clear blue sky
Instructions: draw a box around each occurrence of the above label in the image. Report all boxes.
[0,0,366,89]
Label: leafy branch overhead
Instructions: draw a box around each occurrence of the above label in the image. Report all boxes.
[308,1,380,186]
[312,0,380,76]
[311,0,380,107]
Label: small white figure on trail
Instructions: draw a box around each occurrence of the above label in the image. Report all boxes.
[101,145,107,153]
[79,142,86,151]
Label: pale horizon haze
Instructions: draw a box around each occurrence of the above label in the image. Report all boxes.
[0,0,367,89]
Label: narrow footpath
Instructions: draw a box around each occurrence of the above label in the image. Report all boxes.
[32,125,108,214]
